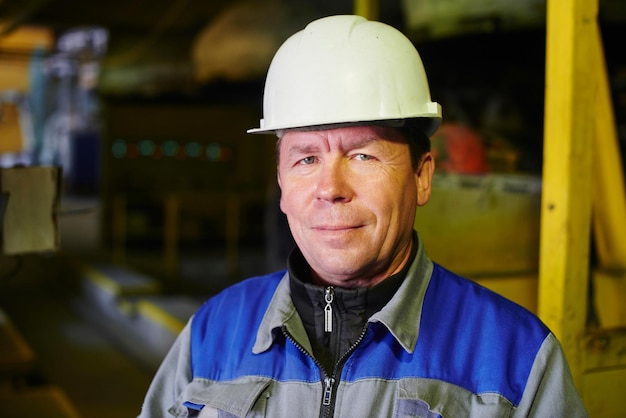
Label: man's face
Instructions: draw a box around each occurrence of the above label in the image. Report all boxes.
[277,125,434,288]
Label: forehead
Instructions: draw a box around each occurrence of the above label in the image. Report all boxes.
[279,125,406,150]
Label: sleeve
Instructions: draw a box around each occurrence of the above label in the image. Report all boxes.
[513,332,589,417]
[137,317,194,418]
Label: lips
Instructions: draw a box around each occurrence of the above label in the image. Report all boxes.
[312,224,363,231]
[309,225,366,243]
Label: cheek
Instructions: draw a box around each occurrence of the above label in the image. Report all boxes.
[277,169,296,214]
[379,180,418,221]
[277,182,302,215]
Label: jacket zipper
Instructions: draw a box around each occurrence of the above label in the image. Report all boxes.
[281,326,332,417]
[322,376,335,406]
[282,323,371,418]
[324,286,334,333]
[323,324,370,417]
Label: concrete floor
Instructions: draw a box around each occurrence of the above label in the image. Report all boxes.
[0,196,158,417]
[0,196,274,418]
[0,253,155,418]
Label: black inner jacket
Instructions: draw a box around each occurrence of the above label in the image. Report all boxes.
[288,235,417,374]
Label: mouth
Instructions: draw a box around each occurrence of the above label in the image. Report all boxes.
[311,224,364,235]
[307,224,366,247]
[313,224,362,231]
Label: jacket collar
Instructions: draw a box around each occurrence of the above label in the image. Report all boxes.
[253,232,434,354]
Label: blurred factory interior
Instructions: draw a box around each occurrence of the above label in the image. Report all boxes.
[1,0,626,416]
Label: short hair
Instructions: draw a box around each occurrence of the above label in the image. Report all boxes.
[397,118,431,170]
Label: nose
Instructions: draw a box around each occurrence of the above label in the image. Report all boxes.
[315,159,353,203]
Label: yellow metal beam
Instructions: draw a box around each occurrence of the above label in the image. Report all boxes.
[591,25,626,271]
[539,0,598,387]
[353,0,379,21]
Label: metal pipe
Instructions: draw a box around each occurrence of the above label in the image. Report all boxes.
[353,0,379,21]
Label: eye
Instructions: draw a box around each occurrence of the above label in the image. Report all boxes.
[354,153,374,161]
[299,156,316,165]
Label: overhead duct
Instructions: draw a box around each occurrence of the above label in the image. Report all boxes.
[191,0,317,83]
[402,0,546,40]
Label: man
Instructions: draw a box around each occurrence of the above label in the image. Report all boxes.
[139,15,587,417]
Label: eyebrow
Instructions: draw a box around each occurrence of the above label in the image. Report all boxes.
[347,136,380,149]
[283,143,322,160]
[290,136,379,151]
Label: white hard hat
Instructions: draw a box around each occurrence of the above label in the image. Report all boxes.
[248,15,442,136]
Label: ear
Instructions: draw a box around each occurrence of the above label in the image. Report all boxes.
[416,152,435,207]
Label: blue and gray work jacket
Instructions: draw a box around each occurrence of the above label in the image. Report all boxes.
[138,236,588,417]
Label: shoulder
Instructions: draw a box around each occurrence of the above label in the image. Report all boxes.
[426,263,549,338]
[421,263,551,377]
[418,264,552,406]
[193,270,286,324]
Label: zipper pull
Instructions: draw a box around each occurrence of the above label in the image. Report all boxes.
[323,377,335,406]
[324,286,334,333]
